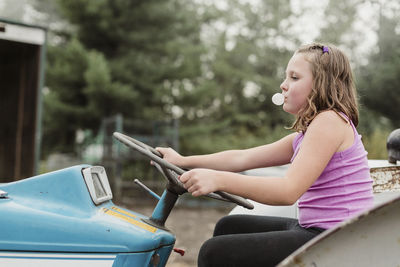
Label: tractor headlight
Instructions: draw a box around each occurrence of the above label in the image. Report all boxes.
[82,166,113,205]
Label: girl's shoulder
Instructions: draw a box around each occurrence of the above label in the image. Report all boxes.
[307,110,349,136]
[312,110,349,126]
[304,110,351,154]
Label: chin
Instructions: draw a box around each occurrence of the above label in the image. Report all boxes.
[283,105,295,115]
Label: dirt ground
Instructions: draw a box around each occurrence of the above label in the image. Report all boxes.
[133,206,230,267]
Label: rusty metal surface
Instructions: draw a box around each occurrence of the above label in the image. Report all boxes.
[370,166,400,193]
[278,193,400,267]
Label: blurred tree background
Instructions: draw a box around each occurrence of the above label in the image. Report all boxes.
[1,0,399,163]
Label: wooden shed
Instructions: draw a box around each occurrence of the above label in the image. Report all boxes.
[0,19,47,182]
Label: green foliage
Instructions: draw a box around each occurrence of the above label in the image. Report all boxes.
[358,104,394,160]
[180,122,288,155]
[355,11,400,160]
[37,0,399,161]
[41,0,204,155]
[317,0,359,44]
[363,127,391,159]
[358,14,400,127]
[172,0,295,154]
[84,51,138,119]
[43,39,90,154]
[43,38,139,154]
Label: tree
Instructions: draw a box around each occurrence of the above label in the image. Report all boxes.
[358,13,400,127]
[40,0,204,155]
[174,0,296,153]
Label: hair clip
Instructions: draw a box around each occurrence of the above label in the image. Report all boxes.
[322,46,329,54]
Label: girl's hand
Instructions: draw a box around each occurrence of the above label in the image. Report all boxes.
[179,169,221,197]
[155,147,185,166]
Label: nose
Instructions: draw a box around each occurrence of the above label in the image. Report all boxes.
[280,79,288,92]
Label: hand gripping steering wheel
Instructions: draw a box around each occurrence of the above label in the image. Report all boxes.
[113,132,254,209]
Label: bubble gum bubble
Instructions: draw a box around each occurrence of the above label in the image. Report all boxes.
[272,93,284,106]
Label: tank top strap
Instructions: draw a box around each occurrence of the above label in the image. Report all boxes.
[338,112,356,131]
[338,111,360,142]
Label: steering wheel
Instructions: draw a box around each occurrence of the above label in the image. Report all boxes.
[113,132,254,209]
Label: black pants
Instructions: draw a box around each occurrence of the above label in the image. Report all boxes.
[198,215,325,267]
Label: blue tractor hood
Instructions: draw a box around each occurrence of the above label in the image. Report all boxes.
[0,165,175,253]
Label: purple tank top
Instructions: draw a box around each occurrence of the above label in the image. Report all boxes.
[291,115,374,229]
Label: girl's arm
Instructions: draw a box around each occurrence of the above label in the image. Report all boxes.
[157,133,297,172]
[180,111,350,205]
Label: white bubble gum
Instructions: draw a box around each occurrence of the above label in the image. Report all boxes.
[272,93,284,106]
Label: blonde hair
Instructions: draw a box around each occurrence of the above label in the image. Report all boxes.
[290,43,359,132]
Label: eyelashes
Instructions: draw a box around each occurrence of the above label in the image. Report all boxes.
[283,71,299,81]
[283,76,298,81]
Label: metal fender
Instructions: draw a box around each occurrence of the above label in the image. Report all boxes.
[278,193,400,267]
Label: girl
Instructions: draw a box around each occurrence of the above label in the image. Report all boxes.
[157,43,374,266]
